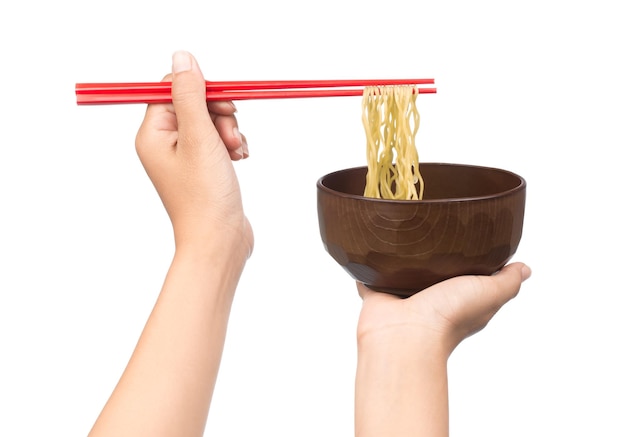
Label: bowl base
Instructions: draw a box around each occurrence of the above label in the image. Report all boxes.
[360,283,423,298]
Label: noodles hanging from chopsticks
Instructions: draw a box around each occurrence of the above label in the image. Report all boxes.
[362,85,424,200]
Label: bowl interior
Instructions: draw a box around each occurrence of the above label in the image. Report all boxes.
[319,163,524,200]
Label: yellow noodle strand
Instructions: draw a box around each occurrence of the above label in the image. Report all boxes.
[362,85,424,200]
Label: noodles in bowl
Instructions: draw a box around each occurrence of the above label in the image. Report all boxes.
[316,85,526,297]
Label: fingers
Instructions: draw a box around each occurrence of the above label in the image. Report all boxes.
[358,262,530,305]
[136,74,175,148]
[168,51,249,161]
[170,51,217,152]
[486,262,532,309]
[428,262,531,341]
[212,113,249,160]
[355,263,531,355]
[208,101,249,160]
[135,96,177,171]
[208,100,237,115]
[494,262,531,306]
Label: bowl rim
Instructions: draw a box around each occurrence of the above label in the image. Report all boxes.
[317,162,526,203]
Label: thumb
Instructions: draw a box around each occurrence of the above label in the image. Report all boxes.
[170,51,216,146]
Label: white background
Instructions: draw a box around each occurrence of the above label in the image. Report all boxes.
[1,1,624,435]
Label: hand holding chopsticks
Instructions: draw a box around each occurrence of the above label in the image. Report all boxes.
[75,78,436,105]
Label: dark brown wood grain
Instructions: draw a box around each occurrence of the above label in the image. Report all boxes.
[317,163,526,297]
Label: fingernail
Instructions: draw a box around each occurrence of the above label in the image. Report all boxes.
[521,264,532,281]
[232,127,244,159]
[233,127,243,146]
[242,139,249,158]
[172,51,192,73]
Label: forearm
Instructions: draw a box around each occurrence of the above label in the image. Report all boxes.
[355,330,450,437]
[89,240,247,437]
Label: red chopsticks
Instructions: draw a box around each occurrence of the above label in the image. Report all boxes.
[75,79,436,105]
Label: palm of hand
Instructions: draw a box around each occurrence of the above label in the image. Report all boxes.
[356,263,527,354]
[135,98,253,256]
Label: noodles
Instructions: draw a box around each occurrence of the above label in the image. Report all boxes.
[362,85,424,200]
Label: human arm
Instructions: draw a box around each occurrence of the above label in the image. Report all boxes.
[88,51,254,437]
[354,262,531,437]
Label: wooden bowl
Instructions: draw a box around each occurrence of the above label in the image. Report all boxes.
[316,163,526,297]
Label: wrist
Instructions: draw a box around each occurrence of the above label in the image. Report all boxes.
[355,327,450,437]
[171,229,251,301]
[173,216,253,265]
[357,326,450,361]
